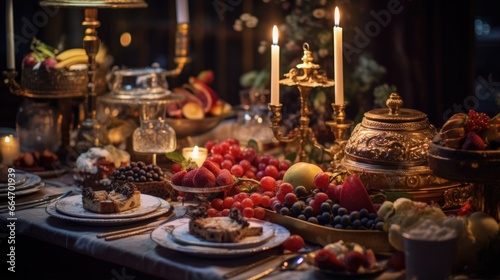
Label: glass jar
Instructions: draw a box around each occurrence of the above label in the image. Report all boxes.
[16,99,62,153]
[132,119,176,154]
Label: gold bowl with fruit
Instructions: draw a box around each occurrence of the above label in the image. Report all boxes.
[164,70,234,138]
[19,38,109,98]
[428,110,500,220]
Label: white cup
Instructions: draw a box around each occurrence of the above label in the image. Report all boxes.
[403,232,458,280]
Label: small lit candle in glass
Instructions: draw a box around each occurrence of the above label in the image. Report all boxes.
[182,146,207,167]
[0,135,20,166]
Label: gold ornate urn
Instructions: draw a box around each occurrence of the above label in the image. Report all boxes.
[341,93,470,209]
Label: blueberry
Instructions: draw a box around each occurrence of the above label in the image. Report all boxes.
[331,204,340,215]
[341,215,350,227]
[352,219,362,229]
[320,202,332,213]
[333,215,342,225]
[297,214,306,221]
[368,212,378,220]
[338,207,348,216]
[349,211,360,221]
[334,224,344,229]
[359,208,369,218]
[308,217,319,224]
[375,221,385,231]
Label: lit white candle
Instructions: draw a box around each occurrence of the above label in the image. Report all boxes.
[0,135,20,166]
[270,25,280,105]
[182,146,207,167]
[5,0,15,69]
[176,0,190,24]
[333,7,344,105]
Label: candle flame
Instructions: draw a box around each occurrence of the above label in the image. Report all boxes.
[272,25,278,45]
[334,7,340,26]
[4,136,11,143]
[192,146,199,157]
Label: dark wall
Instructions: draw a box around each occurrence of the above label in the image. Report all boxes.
[0,0,498,130]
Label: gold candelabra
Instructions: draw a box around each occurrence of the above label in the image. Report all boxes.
[268,43,353,164]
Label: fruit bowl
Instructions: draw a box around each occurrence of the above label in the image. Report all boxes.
[164,111,234,139]
[428,139,500,183]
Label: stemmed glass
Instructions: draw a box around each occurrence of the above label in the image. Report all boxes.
[132,102,176,165]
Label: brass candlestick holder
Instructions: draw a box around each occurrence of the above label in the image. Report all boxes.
[325,103,354,166]
[269,43,352,163]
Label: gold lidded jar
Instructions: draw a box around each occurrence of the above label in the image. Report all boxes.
[341,93,469,209]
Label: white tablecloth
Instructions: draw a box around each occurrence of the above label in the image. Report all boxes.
[0,177,404,280]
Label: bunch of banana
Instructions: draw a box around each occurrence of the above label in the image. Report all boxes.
[55,48,88,69]
[439,112,468,148]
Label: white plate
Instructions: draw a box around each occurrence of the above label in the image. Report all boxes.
[0,172,41,188]
[171,219,275,248]
[151,218,290,258]
[55,194,162,219]
[0,184,43,198]
[0,173,27,188]
[31,169,67,178]
[46,198,171,226]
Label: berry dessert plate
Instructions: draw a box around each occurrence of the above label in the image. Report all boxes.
[170,218,275,248]
[151,217,290,258]
[312,256,388,278]
[55,194,162,219]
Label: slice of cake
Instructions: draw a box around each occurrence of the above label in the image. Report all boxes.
[188,208,263,243]
[82,181,140,214]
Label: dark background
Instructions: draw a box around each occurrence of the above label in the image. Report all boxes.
[0,0,499,131]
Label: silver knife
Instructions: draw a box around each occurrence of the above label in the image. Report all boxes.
[0,190,73,213]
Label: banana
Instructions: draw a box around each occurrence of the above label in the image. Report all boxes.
[55,54,89,69]
[55,48,87,62]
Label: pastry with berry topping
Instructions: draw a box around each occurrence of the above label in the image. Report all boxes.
[82,181,140,214]
[75,145,130,190]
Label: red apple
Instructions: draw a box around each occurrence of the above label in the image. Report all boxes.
[22,52,39,69]
[41,57,57,69]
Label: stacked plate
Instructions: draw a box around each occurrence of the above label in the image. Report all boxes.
[151,217,291,258]
[0,172,43,198]
[46,194,171,226]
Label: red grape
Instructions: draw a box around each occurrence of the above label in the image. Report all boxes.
[226,137,239,146]
[230,164,244,177]
[221,208,230,216]
[242,207,254,218]
[249,192,262,205]
[211,198,224,211]
[261,195,271,208]
[264,165,279,178]
[220,159,233,170]
[283,234,305,252]
[211,144,223,155]
[223,196,234,209]
[278,160,291,171]
[268,157,279,168]
[207,208,219,217]
[239,159,251,171]
[232,201,243,211]
[241,198,254,208]
[204,140,217,152]
[253,207,266,220]
[229,144,241,157]
[260,176,277,192]
[278,182,294,194]
[284,192,298,205]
